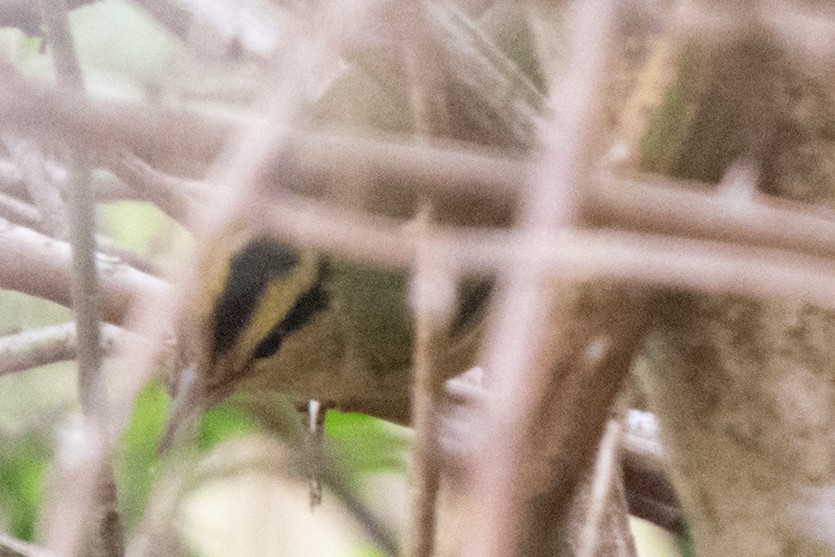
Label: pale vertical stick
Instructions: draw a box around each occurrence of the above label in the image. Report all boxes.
[39,1,122,555]
[408,223,457,557]
[459,1,618,555]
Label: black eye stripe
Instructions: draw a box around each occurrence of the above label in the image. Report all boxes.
[212,239,300,358]
[253,259,330,359]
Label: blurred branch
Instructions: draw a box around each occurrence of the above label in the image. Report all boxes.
[577,418,628,557]
[0,218,167,326]
[5,182,835,334]
[0,139,160,274]
[7,67,835,263]
[258,186,835,312]
[589,172,835,261]
[0,158,145,204]
[2,135,69,238]
[459,0,620,553]
[0,532,55,557]
[622,410,682,534]
[407,228,455,557]
[0,191,158,274]
[562,421,638,557]
[0,322,124,376]
[107,151,197,225]
[0,0,93,36]
[39,0,125,555]
[128,0,281,60]
[0,73,229,173]
[0,190,42,229]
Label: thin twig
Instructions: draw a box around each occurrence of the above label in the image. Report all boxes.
[0,189,158,274]
[0,532,55,557]
[0,190,43,229]
[577,418,625,557]
[0,158,144,204]
[407,223,455,557]
[0,322,123,377]
[459,0,618,554]
[39,0,121,554]
[107,151,197,225]
[40,0,102,409]
[1,134,69,238]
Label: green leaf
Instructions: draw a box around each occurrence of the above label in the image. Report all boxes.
[0,435,50,540]
[325,412,410,476]
[114,379,169,532]
[200,401,257,450]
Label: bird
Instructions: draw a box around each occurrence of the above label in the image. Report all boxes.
[161,225,490,450]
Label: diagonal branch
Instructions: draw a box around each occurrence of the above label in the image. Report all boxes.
[0,218,167,326]
[0,322,124,377]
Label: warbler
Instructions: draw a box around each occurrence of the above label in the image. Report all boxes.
[162,223,490,446]
[160,1,542,445]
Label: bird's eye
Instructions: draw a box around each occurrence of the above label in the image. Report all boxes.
[212,238,300,358]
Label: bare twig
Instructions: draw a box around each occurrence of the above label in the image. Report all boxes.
[39,0,123,553]
[1,135,69,238]
[8,66,835,264]
[0,532,55,557]
[0,322,124,377]
[0,168,159,274]
[577,418,625,557]
[0,159,143,205]
[0,190,43,229]
[107,151,197,225]
[407,224,456,557]
[91,243,159,277]
[41,0,105,416]
[458,0,619,554]
[0,218,166,324]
